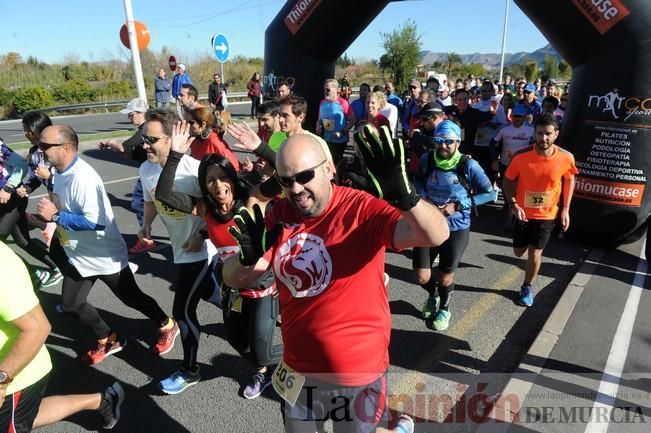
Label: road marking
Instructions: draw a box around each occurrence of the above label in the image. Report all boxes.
[28,175,140,200]
[584,240,647,433]
[390,264,522,414]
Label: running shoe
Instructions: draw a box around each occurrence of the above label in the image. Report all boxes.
[41,268,63,288]
[421,295,440,320]
[153,320,180,356]
[82,333,126,365]
[160,368,201,395]
[128,238,156,254]
[432,309,451,331]
[242,369,272,400]
[395,414,415,433]
[31,269,51,290]
[98,382,125,429]
[519,284,534,307]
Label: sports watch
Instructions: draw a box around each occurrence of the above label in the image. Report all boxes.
[0,371,12,386]
[51,212,60,223]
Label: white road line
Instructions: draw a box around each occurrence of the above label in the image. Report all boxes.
[584,239,647,433]
[28,175,140,199]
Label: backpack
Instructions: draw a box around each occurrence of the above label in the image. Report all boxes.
[420,153,478,216]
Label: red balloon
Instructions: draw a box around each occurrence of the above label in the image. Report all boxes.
[119,21,150,51]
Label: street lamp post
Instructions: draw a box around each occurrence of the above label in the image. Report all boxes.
[499,0,511,85]
[123,0,147,101]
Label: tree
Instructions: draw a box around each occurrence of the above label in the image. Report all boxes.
[430,60,444,71]
[541,55,559,81]
[446,52,462,80]
[337,52,354,68]
[558,60,571,80]
[379,20,422,91]
[2,52,22,68]
[524,61,538,83]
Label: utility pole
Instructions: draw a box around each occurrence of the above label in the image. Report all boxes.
[499,0,511,85]
[123,0,147,101]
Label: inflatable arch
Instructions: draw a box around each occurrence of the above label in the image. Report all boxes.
[264,0,650,245]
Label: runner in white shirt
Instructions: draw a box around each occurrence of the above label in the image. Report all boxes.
[35,125,178,365]
[138,109,220,395]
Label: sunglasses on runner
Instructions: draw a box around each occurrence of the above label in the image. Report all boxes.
[434,137,457,146]
[276,160,327,188]
[142,135,167,145]
[38,141,65,151]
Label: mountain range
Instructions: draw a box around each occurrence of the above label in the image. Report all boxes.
[420,44,562,70]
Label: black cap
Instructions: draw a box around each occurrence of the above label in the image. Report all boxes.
[416,101,445,118]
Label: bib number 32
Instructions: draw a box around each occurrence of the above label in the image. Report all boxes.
[272,360,305,406]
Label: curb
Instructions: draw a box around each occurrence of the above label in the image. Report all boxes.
[475,247,605,433]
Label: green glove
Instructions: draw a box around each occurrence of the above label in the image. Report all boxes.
[228,204,281,266]
[353,124,420,210]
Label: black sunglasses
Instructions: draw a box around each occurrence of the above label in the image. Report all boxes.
[38,141,65,151]
[276,160,327,188]
[142,135,167,145]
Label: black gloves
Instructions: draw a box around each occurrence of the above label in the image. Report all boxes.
[354,124,420,211]
[228,204,282,266]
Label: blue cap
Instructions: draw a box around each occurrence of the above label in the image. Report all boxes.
[512,104,528,116]
[435,120,461,140]
[524,83,536,93]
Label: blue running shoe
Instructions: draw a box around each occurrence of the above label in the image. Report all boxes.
[243,369,272,400]
[160,368,201,395]
[519,284,534,307]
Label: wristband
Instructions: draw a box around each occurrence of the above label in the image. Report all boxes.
[2,184,15,194]
[508,201,517,208]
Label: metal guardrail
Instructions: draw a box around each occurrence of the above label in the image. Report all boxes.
[41,92,250,113]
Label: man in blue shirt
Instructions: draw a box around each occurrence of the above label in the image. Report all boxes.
[172,64,192,118]
[385,81,403,113]
[351,83,370,124]
[413,120,496,331]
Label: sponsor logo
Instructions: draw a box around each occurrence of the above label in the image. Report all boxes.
[571,0,630,34]
[284,0,322,35]
[587,89,651,122]
[574,176,644,206]
[274,232,332,298]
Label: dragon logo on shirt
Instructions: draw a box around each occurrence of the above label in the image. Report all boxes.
[273,233,332,298]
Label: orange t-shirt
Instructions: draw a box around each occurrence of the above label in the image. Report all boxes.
[504,146,578,220]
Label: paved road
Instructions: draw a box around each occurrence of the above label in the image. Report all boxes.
[10,138,608,433]
[0,102,250,145]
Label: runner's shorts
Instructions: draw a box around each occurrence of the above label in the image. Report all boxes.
[513,219,556,250]
[0,375,49,433]
[282,373,388,433]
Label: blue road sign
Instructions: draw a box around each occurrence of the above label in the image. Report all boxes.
[212,33,229,63]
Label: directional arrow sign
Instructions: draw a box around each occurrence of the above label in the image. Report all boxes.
[211,33,230,63]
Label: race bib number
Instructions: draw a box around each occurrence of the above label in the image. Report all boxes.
[272,360,305,406]
[524,191,553,208]
[56,225,71,246]
[323,119,335,131]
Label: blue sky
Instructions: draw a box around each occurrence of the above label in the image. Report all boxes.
[1,0,549,64]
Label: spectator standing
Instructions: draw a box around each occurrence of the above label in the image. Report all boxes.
[385,81,403,113]
[155,69,172,108]
[208,73,227,113]
[172,64,192,118]
[247,72,262,119]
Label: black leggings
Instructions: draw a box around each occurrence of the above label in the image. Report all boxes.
[0,195,57,271]
[223,290,283,369]
[250,95,260,118]
[174,259,218,371]
[49,237,168,339]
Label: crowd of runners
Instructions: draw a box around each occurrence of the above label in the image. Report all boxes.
[0,71,577,432]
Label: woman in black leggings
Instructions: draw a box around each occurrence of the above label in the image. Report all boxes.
[157,150,282,400]
[0,134,61,288]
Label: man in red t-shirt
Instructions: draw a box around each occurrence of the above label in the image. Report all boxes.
[224,126,449,432]
[502,113,578,307]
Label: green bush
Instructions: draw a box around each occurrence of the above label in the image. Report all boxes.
[12,86,53,113]
[97,81,134,100]
[0,88,13,107]
[52,79,95,103]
